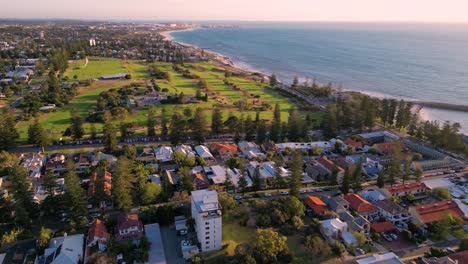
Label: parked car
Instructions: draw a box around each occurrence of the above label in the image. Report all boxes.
[390,233,398,240]
[355,248,365,256]
[280,191,289,195]
[299,190,307,194]
[234,196,242,200]
[264,193,272,197]
[382,233,393,241]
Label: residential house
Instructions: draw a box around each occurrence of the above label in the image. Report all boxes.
[20,152,45,179]
[374,199,410,227]
[360,190,386,202]
[304,196,328,216]
[90,152,117,167]
[238,141,266,160]
[45,153,66,176]
[370,221,397,234]
[36,234,84,264]
[346,154,384,178]
[137,148,155,162]
[192,173,210,190]
[339,211,371,235]
[115,214,144,245]
[344,194,379,222]
[381,183,429,199]
[409,200,464,226]
[154,146,173,163]
[195,145,215,162]
[326,196,350,214]
[87,219,110,251]
[247,161,289,188]
[316,157,345,184]
[275,141,333,152]
[88,170,112,198]
[320,218,348,243]
[173,144,196,158]
[210,143,238,160]
[304,159,331,182]
[344,138,364,151]
[73,153,91,174]
[355,252,404,264]
[147,174,162,185]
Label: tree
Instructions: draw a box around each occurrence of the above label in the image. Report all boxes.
[459,238,468,251]
[0,108,19,150]
[353,231,367,246]
[252,167,262,192]
[377,171,385,188]
[0,151,19,168]
[385,141,403,185]
[140,182,162,205]
[211,107,224,135]
[180,167,195,192]
[147,108,157,137]
[160,108,169,138]
[322,104,338,139]
[224,170,234,192]
[274,162,287,192]
[37,227,53,254]
[8,165,36,227]
[169,111,185,145]
[292,75,299,87]
[69,110,85,141]
[269,73,278,87]
[28,118,49,150]
[402,160,411,184]
[270,103,281,142]
[42,169,57,196]
[255,120,267,145]
[238,175,248,194]
[288,150,303,197]
[305,235,332,257]
[113,157,133,212]
[432,187,452,200]
[254,228,289,263]
[341,169,351,194]
[64,161,87,222]
[414,167,423,182]
[192,108,208,144]
[102,111,118,152]
[352,158,363,192]
[122,144,137,160]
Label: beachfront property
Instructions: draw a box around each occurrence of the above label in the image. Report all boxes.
[191,189,222,252]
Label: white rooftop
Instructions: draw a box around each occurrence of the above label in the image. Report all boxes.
[356,253,404,264]
[191,189,219,213]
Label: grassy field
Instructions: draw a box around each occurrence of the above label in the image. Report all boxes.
[17,58,304,142]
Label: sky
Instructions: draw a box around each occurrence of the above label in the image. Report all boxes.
[1,0,468,23]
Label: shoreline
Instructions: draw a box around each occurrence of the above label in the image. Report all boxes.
[162,29,468,134]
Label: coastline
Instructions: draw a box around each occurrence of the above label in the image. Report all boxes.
[162,29,468,135]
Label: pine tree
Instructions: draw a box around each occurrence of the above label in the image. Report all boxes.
[252,167,262,192]
[70,110,85,141]
[180,167,194,192]
[64,161,87,222]
[147,108,156,137]
[341,169,351,194]
[113,157,133,212]
[269,73,278,87]
[292,75,299,88]
[256,120,267,145]
[42,169,57,197]
[0,108,19,150]
[244,115,256,141]
[224,169,234,192]
[288,150,303,197]
[238,175,248,194]
[352,158,363,192]
[402,160,411,184]
[28,118,49,150]
[160,108,169,138]
[169,111,185,145]
[192,108,208,144]
[377,171,385,188]
[102,111,117,152]
[9,165,35,227]
[322,105,337,139]
[414,167,423,183]
[270,104,281,142]
[275,162,286,192]
[211,107,224,135]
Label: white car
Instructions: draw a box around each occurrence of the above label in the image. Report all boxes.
[264,193,272,197]
[280,191,289,195]
[299,190,307,194]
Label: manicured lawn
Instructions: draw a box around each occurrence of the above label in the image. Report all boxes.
[16,80,134,141]
[64,58,129,80]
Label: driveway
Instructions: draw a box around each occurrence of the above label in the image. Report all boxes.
[160,225,186,264]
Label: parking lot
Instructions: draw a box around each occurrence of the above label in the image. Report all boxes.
[381,232,414,251]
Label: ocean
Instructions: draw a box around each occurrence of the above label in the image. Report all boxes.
[170,22,468,134]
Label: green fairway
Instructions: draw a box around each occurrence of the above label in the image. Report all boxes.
[17,59,304,142]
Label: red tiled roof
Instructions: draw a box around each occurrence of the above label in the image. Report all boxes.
[386,182,428,194]
[211,143,238,154]
[87,219,110,244]
[374,142,404,155]
[117,214,143,231]
[192,173,210,190]
[412,200,464,224]
[371,221,396,233]
[304,196,328,215]
[449,250,468,264]
[345,138,363,148]
[343,194,378,214]
[316,157,344,173]
[88,171,112,197]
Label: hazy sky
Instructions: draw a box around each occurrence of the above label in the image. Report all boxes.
[2,0,468,22]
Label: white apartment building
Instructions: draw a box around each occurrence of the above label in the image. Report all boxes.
[191,190,222,252]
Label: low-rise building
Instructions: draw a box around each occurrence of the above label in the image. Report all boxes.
[37,234,84,264]
[374,199,410,227]
[20,152,45,179]
[304,196,328,216]
[320,218,348,242]
[154,146,173,163]
[355,252,404,264]
[195,145,215,161]
[87,219,110,251]
[381,182,429,199]
[45,153,66,176]
[344,194,379,222]
[115,214,144,245]
[210,143,238,160]
[409,200,465,226]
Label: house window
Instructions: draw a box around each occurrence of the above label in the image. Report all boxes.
[205,222,209,225]
[205,236,210,240]
[205,232,210,235]
[205,227,210,230]
[205,241,209,244]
